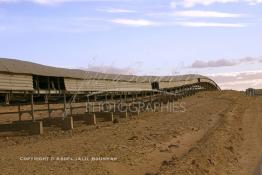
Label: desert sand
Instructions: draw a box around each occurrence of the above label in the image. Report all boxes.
[0,91,261,175]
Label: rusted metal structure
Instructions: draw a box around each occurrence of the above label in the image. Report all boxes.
[0,58,220,135]
[0,58,220,104]
[246,88,262,96]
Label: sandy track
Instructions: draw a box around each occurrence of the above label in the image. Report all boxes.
[239,97,262,175]
[158,92,262,175]
[0,91,261,175]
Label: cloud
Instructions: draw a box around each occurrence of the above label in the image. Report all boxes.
[98,8,136,13]
[171,0,239,8]
[246,0,262,5]
[148,10,245,18]
[109,18,245,28]
[0,0,73,5]
[0,0,129,5]
[238,56,259,62]
[110,18,157,27]
[209,70,262,90]
[192,59,236,68]
[30,0,66,5]
[170,0,262,8]
[190,57,261,68]
[84,65,137,75]
[173,10,244,18]
[178,22,246,27]
[147,10,246,28]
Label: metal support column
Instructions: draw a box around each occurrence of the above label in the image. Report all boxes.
[31,93,35,121]
[47,95,51,118]
[18,104,22,121]
[5,93,10,105]
[63,93,67,118]
[124,92,127,102]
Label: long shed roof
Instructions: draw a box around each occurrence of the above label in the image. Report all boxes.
[0,58,215,85]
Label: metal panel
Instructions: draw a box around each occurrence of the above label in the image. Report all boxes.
[255,89,262,95]
[200,78,217,86]
[64,78,152,92]
[159,79,198,89]
[0,73,33,91]
[0,58,219,87]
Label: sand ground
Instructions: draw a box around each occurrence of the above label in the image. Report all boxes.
[0,91,261,175]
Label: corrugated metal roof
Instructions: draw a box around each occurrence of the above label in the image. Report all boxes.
[0,73,33,91]
[0,58,214,84]
[0,58,88,79]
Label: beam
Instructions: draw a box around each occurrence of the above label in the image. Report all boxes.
[5,93,10,105]
[63,93,67,118]
[18,104,22,121]
[124,92,127,102]
[47,96,51,118]
[31,93,35,121]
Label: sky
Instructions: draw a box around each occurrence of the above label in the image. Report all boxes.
[0,0,262,90]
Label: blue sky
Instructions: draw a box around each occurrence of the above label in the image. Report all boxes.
[0,0,262,90]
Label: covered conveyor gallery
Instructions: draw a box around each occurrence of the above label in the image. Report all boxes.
[0,58,220,135]
[0,58,219,101]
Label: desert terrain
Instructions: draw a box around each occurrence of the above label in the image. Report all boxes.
[0,91,261,175]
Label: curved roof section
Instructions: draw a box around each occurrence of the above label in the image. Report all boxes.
[0,58,219,88]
